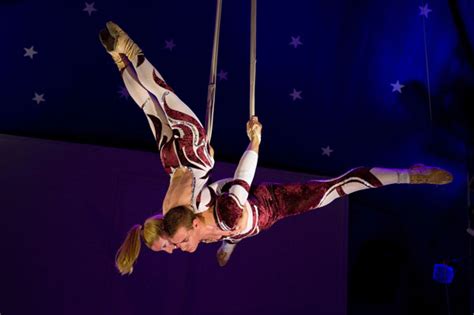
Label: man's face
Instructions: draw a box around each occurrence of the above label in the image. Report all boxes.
[150,237,176,254]
[170,221,201,252]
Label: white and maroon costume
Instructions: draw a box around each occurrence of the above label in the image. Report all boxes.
[120,54,214,212]
[210,149,411,243]
[119,53,413,231]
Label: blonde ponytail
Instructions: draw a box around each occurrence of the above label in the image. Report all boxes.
[115,214,165,275]
[115,224,143,275]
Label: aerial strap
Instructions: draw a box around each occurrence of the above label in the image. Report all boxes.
[249,0,257,118]
[206,0,257,141]
[205,0,223,143]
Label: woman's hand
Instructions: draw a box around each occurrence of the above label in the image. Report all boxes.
[246,116,262,145]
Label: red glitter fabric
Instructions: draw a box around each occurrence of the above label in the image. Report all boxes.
[149,94,213,176]
[216,167,383,242]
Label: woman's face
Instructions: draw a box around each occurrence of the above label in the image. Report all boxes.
[151,236,176,254]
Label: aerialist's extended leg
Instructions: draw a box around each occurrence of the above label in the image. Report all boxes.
[99,21,214,211]
[120,60,174,151]
[101,21,204,130]
[121,53,215,176]
[99,22,213,171]
[216,165,453,267]
[260,165,452,227]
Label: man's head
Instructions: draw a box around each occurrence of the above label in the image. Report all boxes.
[164,206,204,252]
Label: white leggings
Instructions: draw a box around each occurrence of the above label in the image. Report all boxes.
[118,54,214,210]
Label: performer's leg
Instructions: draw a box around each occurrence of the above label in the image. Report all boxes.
[101,27,173,150]
[270,165,452,219]
[101,21,212,159]
[129,55,203,124]
[103,21,202,124]
[312,167,406,208]
[100,24,212,163]
[123,54,213,175]
[121,61,173,148]
[100,23,201,127]
[100,22,215,211]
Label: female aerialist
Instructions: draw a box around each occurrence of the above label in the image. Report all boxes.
[99,21,233,275]
[163,117,453,264]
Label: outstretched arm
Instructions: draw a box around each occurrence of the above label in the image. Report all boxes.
[213,117,261,264]
[231,116,262,204]
[216,116,262,232]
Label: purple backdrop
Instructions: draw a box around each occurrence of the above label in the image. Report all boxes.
[0,134,348,315]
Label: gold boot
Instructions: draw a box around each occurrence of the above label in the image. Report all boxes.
[99,28,128,71]
[105,21,143,61]
[408,164,453,185]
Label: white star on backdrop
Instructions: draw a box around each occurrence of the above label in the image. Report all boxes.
[164,39,176,51]
[117,86,129,99]
[83,2,97,16]
[419,4,432,18]
[391,80,405,93]
[289,36,303,48]
[218,69,228,81]
[32,93,45,104]
[289,88,303,101]
[321,146,333,157]
[24,46,38,59]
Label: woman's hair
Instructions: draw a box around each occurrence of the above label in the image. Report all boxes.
[115,214,165,276]
[163,206,197,237]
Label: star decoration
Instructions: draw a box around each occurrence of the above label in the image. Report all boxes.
[83,2,97,16]
[117,86,129,99]
[419,3,432,18]
[391,80,405,93]
[24,46,38,59]
[164,39,176,51]
[289,88,303,101]
[321,146,333,157]
[32,93,45,104]
[289,36,303,48]
[218,69,228,81]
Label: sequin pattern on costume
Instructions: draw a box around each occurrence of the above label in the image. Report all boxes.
[218,167,384,242]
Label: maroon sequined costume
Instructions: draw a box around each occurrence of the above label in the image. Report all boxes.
[120,54,214,211]
[213,166,385,243]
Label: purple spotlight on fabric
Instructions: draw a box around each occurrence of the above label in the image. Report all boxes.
[432,264,455,284]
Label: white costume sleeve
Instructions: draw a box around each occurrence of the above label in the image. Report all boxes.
[229,149,258,206]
